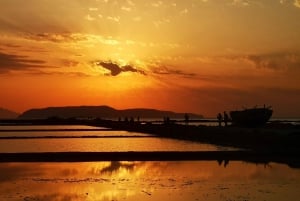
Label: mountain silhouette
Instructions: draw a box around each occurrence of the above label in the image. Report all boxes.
[0,108,19,119]
[18,105,203,119]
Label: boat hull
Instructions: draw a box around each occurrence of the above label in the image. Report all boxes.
[230,108,273,127]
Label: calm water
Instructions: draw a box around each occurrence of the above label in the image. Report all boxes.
[0,125,236,152]
[0,130,151,137]
[0,125,299,200]
[0,161,299,201]
[0,138,233,152]
[0,125,106,130]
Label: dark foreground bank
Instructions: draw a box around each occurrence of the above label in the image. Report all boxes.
[86,120,300,152]
[1,118,300,152]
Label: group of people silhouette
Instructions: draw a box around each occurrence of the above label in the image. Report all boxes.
[217,111,230,127]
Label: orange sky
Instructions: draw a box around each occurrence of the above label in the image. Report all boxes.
[1,0,300,117]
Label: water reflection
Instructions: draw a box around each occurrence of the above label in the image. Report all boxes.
[0,125,102,130]
[0,161,300,201]
[0,138,235,152]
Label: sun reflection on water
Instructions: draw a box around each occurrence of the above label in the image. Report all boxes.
[0,161,300,201]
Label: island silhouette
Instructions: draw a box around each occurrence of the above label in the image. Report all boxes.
[18,105,203,120]
[0,108,19,119]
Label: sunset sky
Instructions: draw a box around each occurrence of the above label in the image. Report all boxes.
[1,0,300,117]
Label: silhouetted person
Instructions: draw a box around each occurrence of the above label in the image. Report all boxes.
[164,116,170,124]
[217,159,229,167]
[130,117,134,123]
[224,159,229,167]
[223,111,229,127]
[217,113,222,127]
[184,113,189,125]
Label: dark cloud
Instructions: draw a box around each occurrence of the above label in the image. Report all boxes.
[0,52,47,73]
[94,60,196,78]
[122,65,141,73]
[247,53,300,69]
[98,61,122,76]
[151,65,196,77]
[230,52,300,70]
[94,61,146,76]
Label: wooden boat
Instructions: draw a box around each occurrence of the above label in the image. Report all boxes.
[230,106,273,127]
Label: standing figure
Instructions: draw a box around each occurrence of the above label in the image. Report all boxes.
[217,113,223,127]
[223,111,229,127]
[184,113,189,125]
